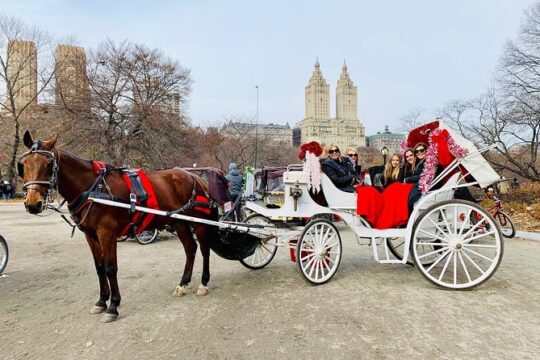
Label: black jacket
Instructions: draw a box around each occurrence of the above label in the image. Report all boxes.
[403,160,425,184]
[321,157,359,193]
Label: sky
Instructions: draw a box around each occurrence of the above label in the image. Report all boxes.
[3,0,538,134]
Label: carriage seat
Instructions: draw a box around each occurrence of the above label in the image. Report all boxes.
[319,174,357,209]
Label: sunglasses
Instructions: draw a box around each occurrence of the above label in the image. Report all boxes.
[328,149,340,154]
[415,148,426,154]
[347,153,358,157]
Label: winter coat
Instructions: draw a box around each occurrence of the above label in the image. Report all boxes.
[226,163,244,196]
[320,157,359,193]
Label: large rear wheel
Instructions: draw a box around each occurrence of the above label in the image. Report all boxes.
[412,200,503,290]
[239,214,278,269]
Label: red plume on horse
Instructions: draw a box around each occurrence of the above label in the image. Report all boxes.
[17,130,227,322]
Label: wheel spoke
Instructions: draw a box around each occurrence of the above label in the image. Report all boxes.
[416,242,446,247]
[306,256,317,278]
[463,231,496,244]
[300,252,316,262]
[438,252,454,281]
[461,250,485,275]
[427,216,450,239]
[418,246,448,260]
[426,249,451,273]
[462,217,486,239]
[458,252,472,283]
[440,208,453,234]
[463,244,498,248]
[453,251,457,285]
[418,228,448,243]
[459,208,473,236]
[462,247,496,263]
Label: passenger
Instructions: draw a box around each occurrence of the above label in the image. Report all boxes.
[406,142,429,213]
[320,144,360,193]
[382,153,401,188]
[345,147,361,177]
[398,148,415,182]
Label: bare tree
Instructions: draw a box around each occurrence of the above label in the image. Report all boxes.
[57,39,192,168]
[0,15,56,182]
[399,107,426,132]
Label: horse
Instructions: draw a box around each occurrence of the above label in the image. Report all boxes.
[17,130,218,322]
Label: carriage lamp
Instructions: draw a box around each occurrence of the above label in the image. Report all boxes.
[381,146,389,164]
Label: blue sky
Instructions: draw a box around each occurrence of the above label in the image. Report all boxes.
[4,0,537,134]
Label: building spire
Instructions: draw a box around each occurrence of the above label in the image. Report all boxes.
[341,59,348,77]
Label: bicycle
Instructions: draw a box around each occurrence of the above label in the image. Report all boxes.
[0,234,8,275]
[117,228,160,245]
[485,188,516,238]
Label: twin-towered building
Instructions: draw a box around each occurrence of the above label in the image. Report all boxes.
[295,59,366,148]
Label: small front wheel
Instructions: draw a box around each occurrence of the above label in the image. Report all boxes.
[0,235,8,275]
[297,219,342,285]
[136,229,160,245]
[239,214,278,269]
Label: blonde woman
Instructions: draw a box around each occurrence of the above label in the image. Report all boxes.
[320,144,360,192]
[382,153,401,188]
[344,147,361,177]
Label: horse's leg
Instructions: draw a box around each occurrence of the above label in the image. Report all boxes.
[192,224,210,296]
[97,230,121,322]
[173,222,197,297]
[84,232,109,314]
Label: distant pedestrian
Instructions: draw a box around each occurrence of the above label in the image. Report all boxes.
[2,181,12,200]
[0,181,5,200]
[511,177,520,189]
[226,163,244,221]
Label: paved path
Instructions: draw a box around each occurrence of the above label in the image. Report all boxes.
[0,203,539,359]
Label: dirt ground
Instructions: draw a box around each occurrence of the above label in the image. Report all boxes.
[0,202,539,360]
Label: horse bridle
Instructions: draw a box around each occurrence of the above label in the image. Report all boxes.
[17,143,60,208]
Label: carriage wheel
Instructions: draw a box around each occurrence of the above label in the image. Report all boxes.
[136,229,160,245]
[297,219,342,285]
[0,235,8,275]
[386,238,413,265]
[239,214,278,270]
[496,212,516,238]
[412,200,503,290]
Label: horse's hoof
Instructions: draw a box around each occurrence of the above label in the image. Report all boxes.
[90,305,106,314]
[174,285,188,297]
[102,313,118,323]
[196,284,209,296]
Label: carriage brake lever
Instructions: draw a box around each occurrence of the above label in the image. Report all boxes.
[289,183,303,211]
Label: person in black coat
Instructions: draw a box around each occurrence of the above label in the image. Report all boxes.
[406,143,428,213]
[320,144,360,193]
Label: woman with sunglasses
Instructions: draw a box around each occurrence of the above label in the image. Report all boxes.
[405,142,429,213]
[345,147,361,177]
[382,153,401,188]
[320,144,360,193]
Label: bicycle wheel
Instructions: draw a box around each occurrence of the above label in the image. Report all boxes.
[0,235,8,275]
[136,229,160,245]
[496,212,516,238]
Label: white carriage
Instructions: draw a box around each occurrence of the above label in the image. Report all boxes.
[240,120,504,289]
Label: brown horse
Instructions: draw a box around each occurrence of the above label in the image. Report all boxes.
[18,131,218,322]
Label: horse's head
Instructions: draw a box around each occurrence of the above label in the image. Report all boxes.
[17,131,58,214]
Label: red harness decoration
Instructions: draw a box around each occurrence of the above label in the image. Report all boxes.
[120,170,159,236]
[92,161,107,175]
[194,195,212,215]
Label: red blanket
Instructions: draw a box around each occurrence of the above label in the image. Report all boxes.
[120,170,159,236]
[356,182,414,229]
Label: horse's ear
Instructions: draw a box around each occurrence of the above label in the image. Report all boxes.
[23,130,34,149]
[43,135,58,150]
